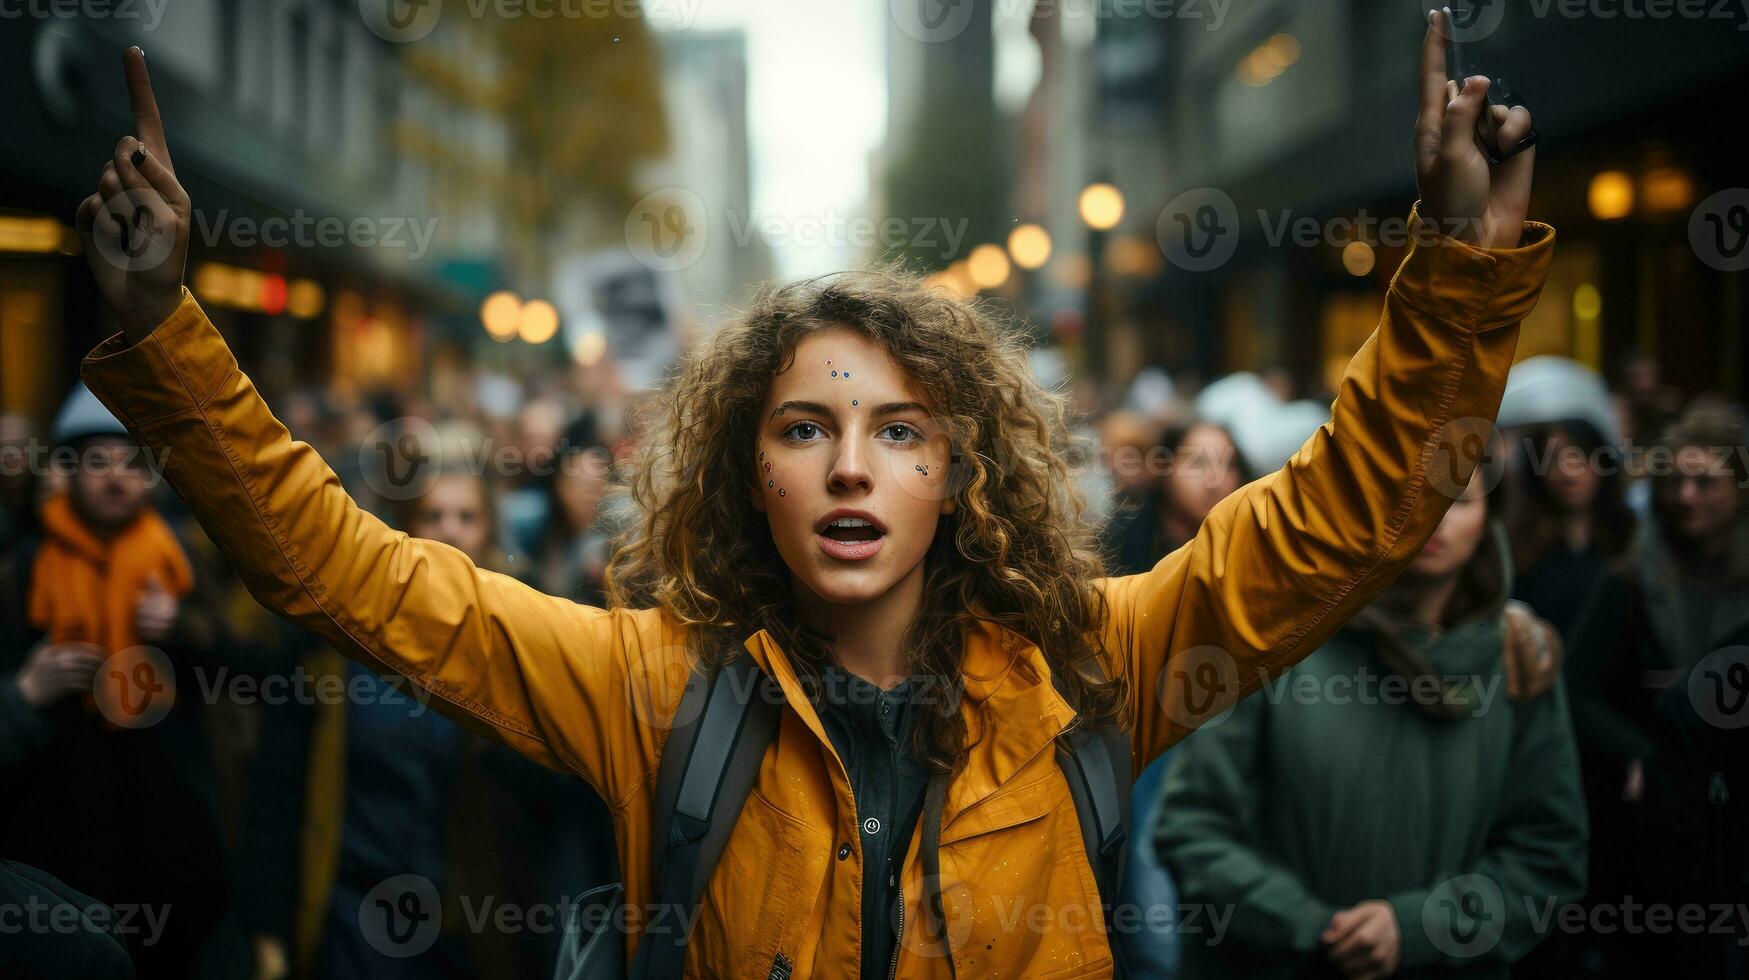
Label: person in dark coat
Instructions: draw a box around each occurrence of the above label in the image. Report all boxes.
[1159,465,1588,979]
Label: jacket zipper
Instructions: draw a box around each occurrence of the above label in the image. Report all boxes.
[888,730,906,980]
[888,861,904,980]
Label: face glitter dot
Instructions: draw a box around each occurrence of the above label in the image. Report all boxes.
[842,371,850,379]
[768,480,773,487]
[852,399,859,406]
[778,488,786,497]
[831,370,838,377]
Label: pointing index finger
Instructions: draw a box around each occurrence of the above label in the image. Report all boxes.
[1420,8,1450,126]
[124,46,174,175]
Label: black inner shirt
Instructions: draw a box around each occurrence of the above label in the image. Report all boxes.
[815,664,931,980]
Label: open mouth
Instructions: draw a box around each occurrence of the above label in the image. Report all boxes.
[819,516,885,543]
[813,511,888,560]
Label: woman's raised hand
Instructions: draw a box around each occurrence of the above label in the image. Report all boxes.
[74,47,191,345]
[1414,8,1536,250]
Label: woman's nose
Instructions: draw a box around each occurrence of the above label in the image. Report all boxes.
[828,440,873,494]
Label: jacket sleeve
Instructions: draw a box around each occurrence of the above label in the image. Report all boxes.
[80,292,683,807]
[1100,205,1555,768]
[1154,692,1337,954]
[1385,679,1589,970]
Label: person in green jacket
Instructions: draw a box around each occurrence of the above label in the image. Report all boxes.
[1157,463,1587,980]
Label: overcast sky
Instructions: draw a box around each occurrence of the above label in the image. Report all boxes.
[660,0,891,279]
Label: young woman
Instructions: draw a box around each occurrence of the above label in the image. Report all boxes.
[74,14,1550,977]
[1156,466,1588,980]
[1508,419,1637,638]
[1102,420,1254,579]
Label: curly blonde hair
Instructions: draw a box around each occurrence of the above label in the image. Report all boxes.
[606,267,1126,772]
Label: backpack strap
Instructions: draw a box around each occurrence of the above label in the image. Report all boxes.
[917,662,1134,976]
[631,653,782,979]
[1053,668,1133,978]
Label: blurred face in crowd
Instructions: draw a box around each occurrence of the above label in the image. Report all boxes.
[1166,424,1244,527]
[1408,468,1489,580]
[411,474,493,564]
[67,435,150,534]
[1543,429,1600,513]
[1099,412,1160,496]
[554,453,610,533]
[755,328,953,608]
[1661,445,1742,543]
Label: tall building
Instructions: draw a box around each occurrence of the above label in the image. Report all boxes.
[882,0,1008,272]
[1129,0,1747,398]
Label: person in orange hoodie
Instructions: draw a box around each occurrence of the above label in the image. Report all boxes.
[1,382,235,979]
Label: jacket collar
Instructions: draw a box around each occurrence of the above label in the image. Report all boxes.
[742,620,1077,824]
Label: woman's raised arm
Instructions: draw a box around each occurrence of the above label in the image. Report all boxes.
[73,49,682,808]
[1103,11,1555,766]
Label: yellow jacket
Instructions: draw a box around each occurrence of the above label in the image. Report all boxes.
[83,207,1553,978]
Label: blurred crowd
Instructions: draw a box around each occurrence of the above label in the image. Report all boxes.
[1,339,1745,979]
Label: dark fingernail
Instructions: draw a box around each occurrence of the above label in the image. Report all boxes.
[131,45,144,58]
[131,148,147,168]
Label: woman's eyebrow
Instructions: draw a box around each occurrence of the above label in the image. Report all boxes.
[767,399,929,421]
[770,399,833,420]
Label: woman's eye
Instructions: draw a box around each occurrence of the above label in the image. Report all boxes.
[784,422,822,442]
[881,423,921,443]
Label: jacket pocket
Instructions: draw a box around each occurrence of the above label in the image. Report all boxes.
[687,790,832,979]
[928,770,1115,978]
